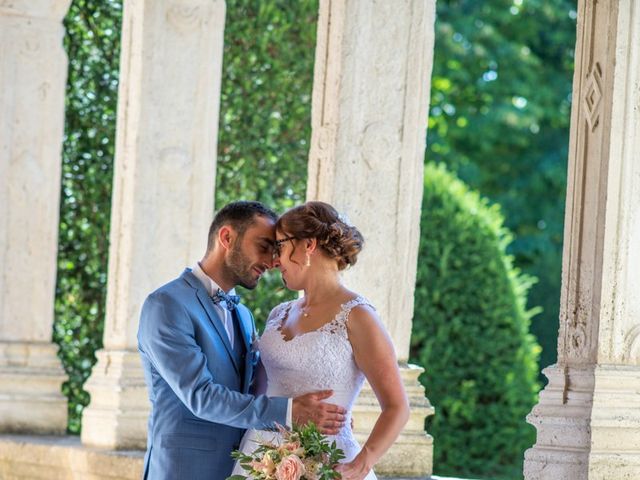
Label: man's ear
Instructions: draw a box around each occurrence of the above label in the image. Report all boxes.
[218,225,234,251]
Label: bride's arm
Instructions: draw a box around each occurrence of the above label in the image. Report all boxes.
[336,305,410,479]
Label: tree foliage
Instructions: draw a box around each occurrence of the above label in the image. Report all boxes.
[427,0,576,370]
[411,163,541,479]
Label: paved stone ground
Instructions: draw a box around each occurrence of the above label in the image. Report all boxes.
[1,435,473,480]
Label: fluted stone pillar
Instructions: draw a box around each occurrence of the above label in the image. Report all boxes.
[524,1,640,479]
[0,0,71,434]
[80,0,226,449]
[307,1,436,476]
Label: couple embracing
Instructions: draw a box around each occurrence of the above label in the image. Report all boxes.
[138,200,409,480]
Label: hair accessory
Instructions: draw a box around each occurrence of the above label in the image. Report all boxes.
[338,212,352,225]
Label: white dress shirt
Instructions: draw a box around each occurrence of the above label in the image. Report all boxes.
[191,262,292,426]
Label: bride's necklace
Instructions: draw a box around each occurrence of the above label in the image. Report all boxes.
[299,299,326,319]
[299,288,343,319]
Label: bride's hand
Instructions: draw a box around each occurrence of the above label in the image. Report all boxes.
[334,451,373,480]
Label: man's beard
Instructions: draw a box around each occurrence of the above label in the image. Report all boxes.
[224,240,258,290]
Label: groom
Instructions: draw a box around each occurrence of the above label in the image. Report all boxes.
[138,201,346,479]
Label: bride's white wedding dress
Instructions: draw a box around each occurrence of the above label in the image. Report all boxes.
[231,296,377,479]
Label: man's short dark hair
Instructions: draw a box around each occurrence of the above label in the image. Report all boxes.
[206,201,277,251]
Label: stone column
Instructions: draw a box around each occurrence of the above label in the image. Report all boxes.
[0,0,71,434]
[307,1,436,476]
[524,1,640,479]
[80,0,226,449]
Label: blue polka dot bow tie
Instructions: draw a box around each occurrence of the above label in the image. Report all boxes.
[211,289,240,311]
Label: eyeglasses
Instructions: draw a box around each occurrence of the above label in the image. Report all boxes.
[273,236,296,259]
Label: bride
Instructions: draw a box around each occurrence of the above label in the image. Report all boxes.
[232,201,409,480]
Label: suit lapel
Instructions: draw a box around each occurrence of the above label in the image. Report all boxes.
[184,270,240,375]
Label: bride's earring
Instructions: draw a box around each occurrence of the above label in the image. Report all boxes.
[305,253,311,267]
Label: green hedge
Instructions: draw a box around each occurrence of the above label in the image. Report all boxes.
[54,0,317,432]
[426,0,575,373]
[410,163,541,479]
[54,0,122,434]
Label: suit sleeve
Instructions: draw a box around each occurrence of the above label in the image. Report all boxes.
[137,292,288,429]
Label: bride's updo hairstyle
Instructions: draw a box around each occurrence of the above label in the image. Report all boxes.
[276,201,364,270]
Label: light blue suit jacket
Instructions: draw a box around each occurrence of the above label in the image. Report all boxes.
[138,269,288,480]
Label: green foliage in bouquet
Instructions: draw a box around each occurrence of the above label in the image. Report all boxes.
[229,422,344,480]
[410,163,541,479]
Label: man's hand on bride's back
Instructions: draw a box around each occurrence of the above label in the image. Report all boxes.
[292,390,347,435]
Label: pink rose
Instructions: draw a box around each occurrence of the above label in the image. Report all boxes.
[275,454,306,480]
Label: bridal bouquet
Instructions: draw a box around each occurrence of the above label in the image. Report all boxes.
[227,422,345,480]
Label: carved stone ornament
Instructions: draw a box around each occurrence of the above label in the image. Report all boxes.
[166,2,213,33]
[359,121,399,170]
[583,62,603,131]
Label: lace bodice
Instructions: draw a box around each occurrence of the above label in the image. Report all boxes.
[259,296,370,401]
[233,296,378,479]
[261,297,372,445]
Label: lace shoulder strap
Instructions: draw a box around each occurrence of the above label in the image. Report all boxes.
[329,296,375,334]
[343,295,375,314]
[265,300,294,329]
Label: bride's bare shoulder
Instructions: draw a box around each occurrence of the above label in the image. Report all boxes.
[345,299,383,332]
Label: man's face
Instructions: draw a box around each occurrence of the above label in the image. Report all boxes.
[224,215,276,289]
